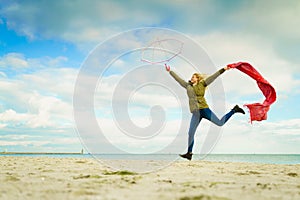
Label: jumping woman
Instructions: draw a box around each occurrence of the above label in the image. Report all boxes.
[165,64,245,161]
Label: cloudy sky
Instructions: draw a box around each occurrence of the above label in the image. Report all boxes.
[0,0,299,154]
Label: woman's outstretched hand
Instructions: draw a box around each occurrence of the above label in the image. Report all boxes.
[165,64,170,72]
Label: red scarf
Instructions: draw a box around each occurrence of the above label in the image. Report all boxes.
[227,62,276,122]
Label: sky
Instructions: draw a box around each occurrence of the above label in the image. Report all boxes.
[0,0,299,154]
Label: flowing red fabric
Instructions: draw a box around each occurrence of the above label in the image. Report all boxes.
[227,62,276,122]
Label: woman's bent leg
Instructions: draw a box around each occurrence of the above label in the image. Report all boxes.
[201,108,234,126]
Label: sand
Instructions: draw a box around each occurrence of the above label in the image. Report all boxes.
[1,156,299,200]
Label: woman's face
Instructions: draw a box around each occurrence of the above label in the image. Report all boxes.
[190,74,198,84]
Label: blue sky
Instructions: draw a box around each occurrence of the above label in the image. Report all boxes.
[0,0,299,154]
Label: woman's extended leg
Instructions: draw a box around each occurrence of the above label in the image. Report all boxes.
[187,111,202,152]
[180,110,202,160]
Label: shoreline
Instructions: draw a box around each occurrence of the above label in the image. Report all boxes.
[1,156,299,200]
[1,153,299,165]
[0,152,83,155]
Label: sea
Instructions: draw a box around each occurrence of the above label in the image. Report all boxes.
[1,153,300,165]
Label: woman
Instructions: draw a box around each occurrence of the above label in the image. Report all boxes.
[165,64,245,160]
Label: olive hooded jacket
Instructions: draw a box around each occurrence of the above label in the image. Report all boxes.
[169,68,225,113]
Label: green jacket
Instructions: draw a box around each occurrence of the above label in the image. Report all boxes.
[169,68,225,113]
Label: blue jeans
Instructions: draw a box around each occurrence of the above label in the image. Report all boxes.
[187,108,235,153]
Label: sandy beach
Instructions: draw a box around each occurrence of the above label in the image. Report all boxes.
[1,156,299,200]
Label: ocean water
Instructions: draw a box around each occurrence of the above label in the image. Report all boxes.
[1,153,299,165]
[200,154,300,164]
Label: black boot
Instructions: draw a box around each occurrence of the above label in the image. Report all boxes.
[233,105,245,114]
[180,152,193,161]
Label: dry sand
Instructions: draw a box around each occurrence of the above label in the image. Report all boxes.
[1,156,299,200]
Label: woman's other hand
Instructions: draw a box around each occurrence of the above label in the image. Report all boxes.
[165,64,171,72]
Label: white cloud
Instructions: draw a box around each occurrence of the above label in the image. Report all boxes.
[0,71,7,78]
[95,75,183,109]
[0,53,77,129]
[22,67,78,100]
[1,0,299,62]
[0,53,70,73]
[0,123,7,128]
[0,109,32,123]
[26,94,70,128]
[0,140,48,147]
[1,1,299,42]
[0,53,28,69]
[0,1,162,48]
[212,118,300,154]
[0,137,80,147]
[193,32,300,96]
[0,134,38,140]
[229,0,300,40]
[95,117,186,154]
[0,100,69,129]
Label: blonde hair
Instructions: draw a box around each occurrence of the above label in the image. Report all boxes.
[193,73,206,84]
